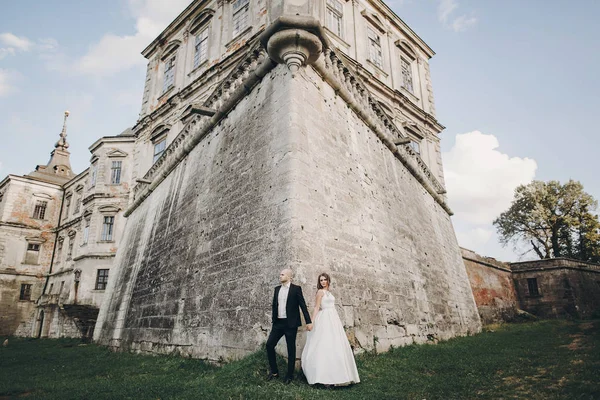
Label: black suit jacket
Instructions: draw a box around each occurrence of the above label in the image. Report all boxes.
[272,283,312,328]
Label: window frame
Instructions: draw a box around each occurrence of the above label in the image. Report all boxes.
[162,54,176,94]
[64,194,72,219]
[110,160,123,185]
[24,241,41,265]
[153,136,167,164]
[82,217,91,246]
[32,200,48,220]
[400,57,415,94]
[527,278,540,297]
[101,216,115,242]
[193,27,210,69]
[89,162,98,188]
[367,26,383,69]
[325,0,344,38]
[232,0,250,38]
[19,283,32,301]
[95,269,109,290]
[66,233,76,261]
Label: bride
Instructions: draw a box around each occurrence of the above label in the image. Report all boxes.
[301,273,360,386]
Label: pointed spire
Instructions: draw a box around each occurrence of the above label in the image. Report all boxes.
[55,110,70,150]
[27,110,74,184]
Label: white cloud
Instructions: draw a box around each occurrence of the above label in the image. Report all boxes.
[456,227,493,250]
[0,47,16,60]
[0,33,34,51]
[451,14,478,32]
[38,38,59,52]
[0,32,34,60]
[443,131,537,225]
[74,0,193,77]
[437,0,477,32]
[0,69,20,97]
[437,0,458,24]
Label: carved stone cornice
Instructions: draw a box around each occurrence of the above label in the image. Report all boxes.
[127,42,276,216]
[312,47,450,211]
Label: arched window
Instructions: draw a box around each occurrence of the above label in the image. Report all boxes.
[405,126,424,155]
[396,40,417,94]
[161,41,181,94]
[151,124,171,164]
[190,9,215,69]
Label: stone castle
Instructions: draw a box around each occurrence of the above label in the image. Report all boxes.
[2,0,598,360]
[92,0,482,361]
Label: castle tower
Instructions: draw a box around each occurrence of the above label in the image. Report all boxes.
[94,0,481,360]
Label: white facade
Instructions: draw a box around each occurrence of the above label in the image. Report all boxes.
[36,133,135,338]
[132,0,444,190]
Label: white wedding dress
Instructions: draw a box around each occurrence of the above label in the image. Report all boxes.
[301,290,360,385]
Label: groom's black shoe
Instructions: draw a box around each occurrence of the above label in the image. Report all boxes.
[267,373,279,381]
[283,376,293,385]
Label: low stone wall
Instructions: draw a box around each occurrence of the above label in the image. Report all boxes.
[461,248,518,324]
[511,259,600,319]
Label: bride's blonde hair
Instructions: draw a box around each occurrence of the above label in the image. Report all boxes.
[316,273,331,290]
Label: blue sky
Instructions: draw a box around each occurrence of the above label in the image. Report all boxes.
[1,0,599,262]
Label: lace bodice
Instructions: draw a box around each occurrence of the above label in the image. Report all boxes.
[320,290,335,309]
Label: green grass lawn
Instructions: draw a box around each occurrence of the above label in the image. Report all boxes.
[1,320,599,400]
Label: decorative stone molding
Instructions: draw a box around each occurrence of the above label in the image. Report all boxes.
[128,16,449,216]
[128,43,276,215]
[312,47,450,212]
[266,29,322,72]
[259,16,328,73]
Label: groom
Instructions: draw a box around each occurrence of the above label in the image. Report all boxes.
[266,268,312,384]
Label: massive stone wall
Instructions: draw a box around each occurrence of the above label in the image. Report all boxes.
[461,248,518,324]
[95,50,480,359]
[284,66,480,351]
[95,65,300,360]
[95,60,481,360]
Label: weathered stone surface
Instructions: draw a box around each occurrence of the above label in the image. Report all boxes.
[511,258,600,319]
[94,62,481,360]
[461,248,518,324]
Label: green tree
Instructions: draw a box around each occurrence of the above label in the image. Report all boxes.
[494,180,600,262]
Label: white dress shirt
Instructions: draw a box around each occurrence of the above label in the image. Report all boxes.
[278,282,291,318]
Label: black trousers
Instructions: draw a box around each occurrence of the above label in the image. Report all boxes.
[266,318,298,378]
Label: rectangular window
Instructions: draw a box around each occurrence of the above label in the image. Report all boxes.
[401,58,414,93]
[527,278,540,296]
[25,243,40,265]
[409,140,420,155]
[49,283,54,294]
[59,281,65,295]
[83,218,90,245]
[153,138,167,164]
[64,196,71,218]
[56,240,63,263]
[163,55,176,93]
[232,0,250,37]
[193,29,209,69]
[95,269,109,290]
[27,243,40,251]
[326,0,344,37]
[89,163,97,188]
[20,284,32,300]
[74,195,81,214]
[110,161,122,184]
[101,216,115,241]
[33,200,48,220]
[368,27,383,69]
[67,236,75,260]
